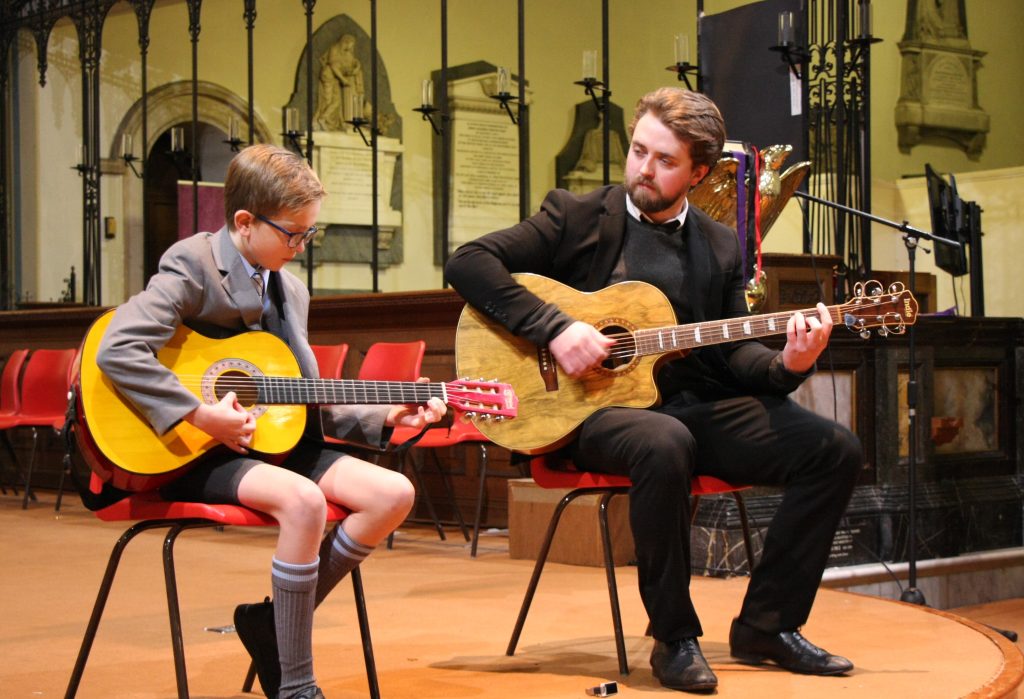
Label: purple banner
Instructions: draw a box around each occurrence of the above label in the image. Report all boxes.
[177,182,225,239]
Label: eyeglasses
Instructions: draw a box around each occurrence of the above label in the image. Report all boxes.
[255,214,319,248]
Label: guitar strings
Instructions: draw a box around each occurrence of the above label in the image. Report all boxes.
[155,376,504,404]
[597,300,892,360]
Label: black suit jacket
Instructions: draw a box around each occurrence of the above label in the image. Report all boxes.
[446,185,805,399]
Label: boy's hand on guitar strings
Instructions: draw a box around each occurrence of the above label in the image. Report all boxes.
[782,302,833,374]
[549,321,616,378]
[184,391,257,454]
[386,377,448,429]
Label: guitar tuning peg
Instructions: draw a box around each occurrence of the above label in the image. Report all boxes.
[859,329,871,340]
[878,326,890,337]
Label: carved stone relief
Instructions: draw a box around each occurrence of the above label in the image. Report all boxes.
[895,0,989,156]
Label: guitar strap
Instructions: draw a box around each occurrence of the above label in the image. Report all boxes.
[61,384,130,511]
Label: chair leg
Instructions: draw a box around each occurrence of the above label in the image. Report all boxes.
[731,491,756,573]
[65,520,180,698]
[0,432,20,496]
[351,567,381,699]
[428,448,470,542]
[410,451,449,541]
[597,490,629,676]
[242,660,258,693]
[470,444,488,557]
[507,488,597,657]
[22,427,41,508]
[507,490,576,656]
[162,522,218,699]
[55,432,69,513]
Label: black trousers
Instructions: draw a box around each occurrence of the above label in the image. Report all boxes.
[571,390,861,643]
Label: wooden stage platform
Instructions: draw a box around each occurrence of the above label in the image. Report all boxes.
[1,490,1021,698]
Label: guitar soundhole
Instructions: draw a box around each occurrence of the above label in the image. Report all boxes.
[599,324,635,371]
[201,358,268,418]
[215,370,259,408]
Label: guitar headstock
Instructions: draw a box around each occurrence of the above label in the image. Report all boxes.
[840,280,919,339]
[446,379,519,419]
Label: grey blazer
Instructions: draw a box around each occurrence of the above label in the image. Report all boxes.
[97,226,390,446]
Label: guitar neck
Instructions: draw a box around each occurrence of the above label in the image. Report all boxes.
[632,305,842,357]
[257,378,446,406]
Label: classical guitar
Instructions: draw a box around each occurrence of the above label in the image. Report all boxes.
[75,310,518,491]
[455,273,918,454]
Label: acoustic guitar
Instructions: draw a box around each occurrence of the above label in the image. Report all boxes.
[455,273,918,454]
[75,310,518,491]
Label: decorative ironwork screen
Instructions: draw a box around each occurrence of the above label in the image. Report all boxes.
[805,0,878,299]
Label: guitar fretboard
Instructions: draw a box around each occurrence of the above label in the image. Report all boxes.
[257,377,448,405]
[631,307,843,356]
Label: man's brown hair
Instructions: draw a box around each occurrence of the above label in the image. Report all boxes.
[224,144,326,229]
[629,88,726,171]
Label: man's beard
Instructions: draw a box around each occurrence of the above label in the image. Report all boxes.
[626,176,677,215]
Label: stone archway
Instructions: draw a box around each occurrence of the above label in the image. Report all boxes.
[108,81,274,296]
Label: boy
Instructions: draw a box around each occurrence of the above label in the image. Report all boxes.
[98,144,445,699]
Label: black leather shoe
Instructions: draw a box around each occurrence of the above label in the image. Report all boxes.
[288,686,325,699]
[729,617,853,675]
[234,597,281,698]
[650,638,718,693]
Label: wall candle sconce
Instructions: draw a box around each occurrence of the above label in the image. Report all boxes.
[282,107,303,151]
[847,1,882,63]
[666,33,700,90]
[73,143,90,175]
[413,78,444,135]
[574,49,609,111]
[769,11,811,80]
[121,133,142,178]
[170,126,185,153]
[489,66,518,125]
[167,126,194,179]
[224,116,244,152]
[345,92,373,147]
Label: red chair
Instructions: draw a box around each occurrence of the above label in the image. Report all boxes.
[65,476,380,699]
[390,420,494,556]
[506,454,754,676]
[0,348,76,509]
[0,349,29,494]
[311,342,349,379]
[356,341,424,383]
[354,342,469,546]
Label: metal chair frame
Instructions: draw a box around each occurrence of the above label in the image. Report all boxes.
[506,457,755,676]
[65,497,380,699]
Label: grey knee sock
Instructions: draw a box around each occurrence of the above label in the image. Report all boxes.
[314,523,374,607]
[272,556,319,698]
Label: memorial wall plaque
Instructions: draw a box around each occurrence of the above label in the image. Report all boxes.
[450,113,519,251]
[432,62,530,262]
[311,130,403,229]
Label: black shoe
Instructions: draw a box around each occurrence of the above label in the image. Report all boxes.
[650,638,718,693]
[729,617,853,675]
[234,597,281,698]
[288,686,325,699]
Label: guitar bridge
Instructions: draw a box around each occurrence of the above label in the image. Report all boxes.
[537,346,559,392]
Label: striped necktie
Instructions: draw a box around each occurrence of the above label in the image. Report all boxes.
[251,269,265,298]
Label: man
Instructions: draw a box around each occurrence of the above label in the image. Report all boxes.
[98,144,446,699]
[446,88,860,693]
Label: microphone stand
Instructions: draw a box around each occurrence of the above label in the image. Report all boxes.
[793,190,961,606]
